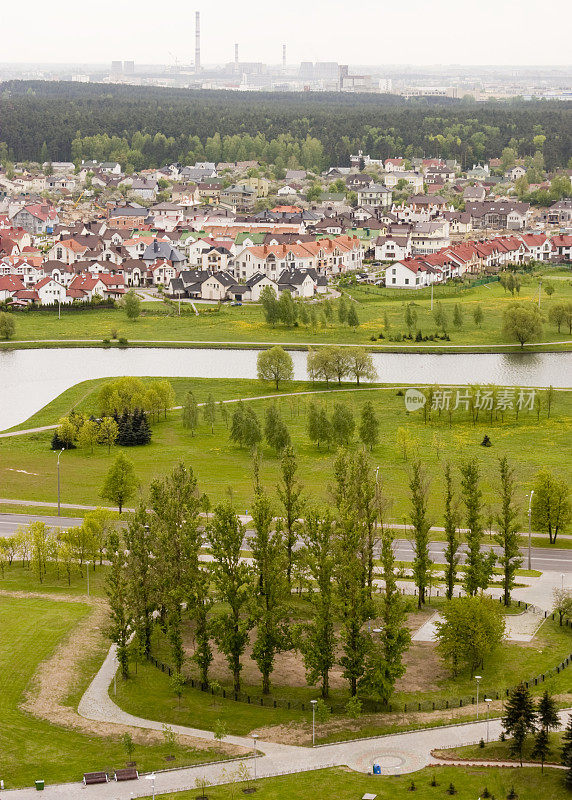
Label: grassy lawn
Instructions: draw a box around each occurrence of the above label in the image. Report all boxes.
[4,276,572,349]
[0,595,230,789]
[436,732,566,765]
[0,561,109,598]
[158,765,571,800]
[0,379,569,517]
[114,601,572,743]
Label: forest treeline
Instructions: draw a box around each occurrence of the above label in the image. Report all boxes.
[0,81,570,171]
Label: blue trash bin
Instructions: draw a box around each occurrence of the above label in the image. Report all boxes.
[373,764,381,775]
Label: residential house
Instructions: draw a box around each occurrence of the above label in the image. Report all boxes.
[0,275,25,301]
[505,165,527,181]
[519,233,552,261]
[220,184,256,212]
[107,206,149,228]
[384,158,405,172]
[10,203,58,234]
[463,185,487,203]
[374,235,412,262]
[356,183,392,209]
[32,276,69,305]
[466,201,530,230]
[442,211,472,234]
[384,172,424,193]
[551,234,572,261]
[384,258,438,288]
[411,221,450,254]
[542,199,572,225]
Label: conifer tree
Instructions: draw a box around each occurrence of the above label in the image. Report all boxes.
[502,683,537,766]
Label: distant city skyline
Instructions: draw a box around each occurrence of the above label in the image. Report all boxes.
[1,0,571,67]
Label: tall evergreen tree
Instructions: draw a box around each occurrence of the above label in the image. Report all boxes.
[443,463,461,600]
[502,683,537,766]
[409,460,432,608]
[124,504,154,658]
[300,508,336,698]
[208,504,252,694]
[277,446,303,587]
[495,456,522,606]
[107,546,131,679]
[249,490,289,695]
[460,459,495,595]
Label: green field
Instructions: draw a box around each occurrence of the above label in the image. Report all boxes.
[3,274,572,351]
[0,377,569,519]
[0,595,230,789]
[158,765,571,800]
[436,731,566,765]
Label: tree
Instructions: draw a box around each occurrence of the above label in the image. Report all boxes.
[533,690,559,771]
[443,463,461,601]
[460,459,495,595]
[307,401,331,449]
[123,504,154,658]
[561,715,572,765]
[98,416,118,453]
[257,346,294,390]
[260,285,280,326]
[433,303,449,333]
[77,418,100,454]
[28,521,50,583]
[549,303,567,333]
[0,313,15,340]
[346,305,359,329]
[106,545,131,678]
[409,461,432,608]
[54,417,77,449]
[328,346,351,385]
[435,596,505,677]
[100,454,137,513]
[249,490,288,694]
[182,391,199,435]
[502,303,543,348]
[494,456,522,606]
[404,303,418,333]
[278,291,298,327]
[472,305,484,327]
[338,296,348,324]
[208,504,252,694]
[277,446,303,587]
[502,683,537,766]
[203,393,216,433]
[264,404,290,453]
[544,282,555,297]
[123,290,141,320]
[552,588,572,626]
[453,303,463,329]
[307,348,336,386]
[359,401,379,451]
[531,470,570,544]
[360,526,410,704]
[331,402,355,446]
[347,348,377,385]
[300,508,336,698]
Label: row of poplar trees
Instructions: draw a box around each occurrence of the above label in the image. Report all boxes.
[107,450,411,705]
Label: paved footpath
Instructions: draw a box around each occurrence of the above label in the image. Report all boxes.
[4,629,572,800]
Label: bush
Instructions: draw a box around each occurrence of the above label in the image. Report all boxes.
[479,738,485,748]
[447,784,457,795]
[118,337,128,347]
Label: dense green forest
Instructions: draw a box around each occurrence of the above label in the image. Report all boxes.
[0,81,570,171]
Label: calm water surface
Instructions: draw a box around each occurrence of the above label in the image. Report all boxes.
[0,347,570,431]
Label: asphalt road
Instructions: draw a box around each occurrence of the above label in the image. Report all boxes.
[2,514,571,573]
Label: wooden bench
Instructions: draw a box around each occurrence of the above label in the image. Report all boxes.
[115,767,139,782]
[83,771,108,785]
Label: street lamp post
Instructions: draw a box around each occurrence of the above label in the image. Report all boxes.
[252,733,259,780]
[56,448,64,516]
[85,560,91,597]
[527,490,534,571]
[310,699,317,747]
[475,675,482,719]
[485,698,492,743]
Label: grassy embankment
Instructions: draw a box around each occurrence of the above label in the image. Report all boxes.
[0,377,569,517]
[2,275,571,351]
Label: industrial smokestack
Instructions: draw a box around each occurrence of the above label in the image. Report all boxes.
[234,43,239,73]
[195,11,201,72]
[282,44,286,69]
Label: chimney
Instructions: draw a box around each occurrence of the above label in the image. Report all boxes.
[234,43,239,73]
[195,11,201,72]
[282,44,286,70]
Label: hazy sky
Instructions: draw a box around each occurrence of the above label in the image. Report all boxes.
[2,0,571,66]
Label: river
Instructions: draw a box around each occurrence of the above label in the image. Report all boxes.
[0,347,570,431]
